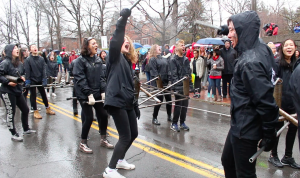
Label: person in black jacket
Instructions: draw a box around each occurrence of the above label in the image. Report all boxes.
[69,58,79,115]
[99,50,107,78]
[24,44,55,119]
[19,46,30,100]
[221,11,279,177]
[103,9,140,178]
[290,57,300,158]
[62,53,69,74]
[169,39,192,132]
[73,37,113,154]
[0,44,36,142]
[220,40,236,98]
[149,44,172,125]
[46,52,58,98]
[268,39,300,169]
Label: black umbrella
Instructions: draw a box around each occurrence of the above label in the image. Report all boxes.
[53,50,60,55]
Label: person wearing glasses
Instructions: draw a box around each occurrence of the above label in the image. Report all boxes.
[0,44,36,142]
[73,37,114,154]
[103,8,140,178]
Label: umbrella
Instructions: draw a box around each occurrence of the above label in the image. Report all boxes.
[139,48,148,55]
[196,38,224,45]
[53,50,60,55]
[143,44,151,49]
[169,45,175,53]
[185,44,192,48]
[133,42,143,49]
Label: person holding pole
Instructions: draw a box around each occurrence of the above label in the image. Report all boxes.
[103,8,140,178]
[221,11,278,177]
[73,37,113,154]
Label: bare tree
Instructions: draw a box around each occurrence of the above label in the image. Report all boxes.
[221,0,251,15]
[15,4,30,46]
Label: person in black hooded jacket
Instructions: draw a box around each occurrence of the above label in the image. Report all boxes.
[0,44,36,142]
[169,39,192,132]
[103,8,140,178]
[46,52,59,97]
[149,44,172,125]
[221,11,279,177]
[290,57,300,158]
[268,39,300,169]
[73,37,113,154]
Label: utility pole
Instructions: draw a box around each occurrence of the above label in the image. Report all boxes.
[252,0,257,12]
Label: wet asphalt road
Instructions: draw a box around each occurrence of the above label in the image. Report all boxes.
[0,87,300,178]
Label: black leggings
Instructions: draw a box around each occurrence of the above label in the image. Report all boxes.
[173,94,189,124]
[194,76,202,93]
[153,93,172,118]
[73,87,77,110]
[271,117,298,157]
[79,99,108,139]
[107,106,138,169]
[30,82,49,110]
[0,92,29,135]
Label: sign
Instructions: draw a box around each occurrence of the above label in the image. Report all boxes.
[101,36,108,49]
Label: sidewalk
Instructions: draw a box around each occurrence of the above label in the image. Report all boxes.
[138,73,231,106]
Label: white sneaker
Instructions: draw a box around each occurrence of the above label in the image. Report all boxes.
[11,133,23,142]
[47,92,50,98]
[116,159,135,170]
[103,168,125,178]
[51,93,56,97]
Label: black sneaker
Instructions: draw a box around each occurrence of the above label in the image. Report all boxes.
[152,118,160,125]
[268,156,284,168]
[170,123,180,132]
[281,157,300,169]
[73,109,78,115]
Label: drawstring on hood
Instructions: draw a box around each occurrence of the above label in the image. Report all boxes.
[228,11,260,54]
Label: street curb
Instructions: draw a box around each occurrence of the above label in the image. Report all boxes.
[189,97,231,107]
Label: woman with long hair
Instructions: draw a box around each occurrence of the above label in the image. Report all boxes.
[295,50,300,60]
[0,44,36,142]
[103,9,139,178]
[207,47,224,102]
[73,37,114,154]
[268,39,300,169]
[99,50,107,64]
[19,46,30,100]
[149,44,172,125]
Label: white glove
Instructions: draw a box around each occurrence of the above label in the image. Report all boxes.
[101,93,105,100]
[88,94,95,105]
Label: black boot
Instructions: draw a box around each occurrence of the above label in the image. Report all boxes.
[167,115,172,122]
[73,108,78,115]
[152,118,161,125]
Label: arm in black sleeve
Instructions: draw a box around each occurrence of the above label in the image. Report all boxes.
[42,58,47,79]
[54,63,59,77]
[241,61,278,136]
[24,59,31,80]
[170,59,183,89]
[108,15,129,64]
[0,62,9,85]
[100,61,106,93]
[73,59,93,96]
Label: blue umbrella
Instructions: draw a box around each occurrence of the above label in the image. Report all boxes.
[196,38,224,45]
[143,44,151,49]
[133,42,143,49]
[139,48,148,55]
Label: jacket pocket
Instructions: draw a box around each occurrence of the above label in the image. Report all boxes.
[121,83,134,105]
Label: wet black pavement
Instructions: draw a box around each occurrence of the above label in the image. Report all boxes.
[0,87,300,178]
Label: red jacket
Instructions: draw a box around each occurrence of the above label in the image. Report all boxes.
[69,54,78,64]
[186,42,196,61]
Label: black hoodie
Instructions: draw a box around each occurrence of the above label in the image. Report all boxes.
[290,59,300,120]
[24,54,47,83]
[229,11,278,140]
[0,44,25,96]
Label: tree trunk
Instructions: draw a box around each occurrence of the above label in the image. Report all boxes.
[170,0,178,45]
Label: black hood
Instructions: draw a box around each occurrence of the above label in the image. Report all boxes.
[294,58,300,71]
[4,44,18,60]
[228,11,260,53]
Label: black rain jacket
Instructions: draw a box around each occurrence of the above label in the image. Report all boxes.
[24,54,47,83]
[229,11,278,140]
[149,55,171,86]
[47,60,58,78]
[290,59,300,120]
[104,15,135,110]
[276,59,295,114]
[169,55,192,93]
[0,44,25,96]
[73,55,106,100]
[220,47,237,75]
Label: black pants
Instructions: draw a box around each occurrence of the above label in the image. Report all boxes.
[0,92,29,135]
[46,78,55,93]
[271,118,298,157]
[79,99,108,139]
[153,92,172,118]
[23,88,29,99]
[30,82,49,110]
[222,74,233,97]
[107,106,138,169]
[221,130,259,178]
[73,88,77,110]
[172,94,189,124]
[194,76,202,93]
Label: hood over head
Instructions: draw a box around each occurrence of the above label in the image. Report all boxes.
[4,44,18,60]
[228,11,260,53]
[164,49,170,55]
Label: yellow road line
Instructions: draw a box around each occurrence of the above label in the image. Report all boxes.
[35,97,224,177]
